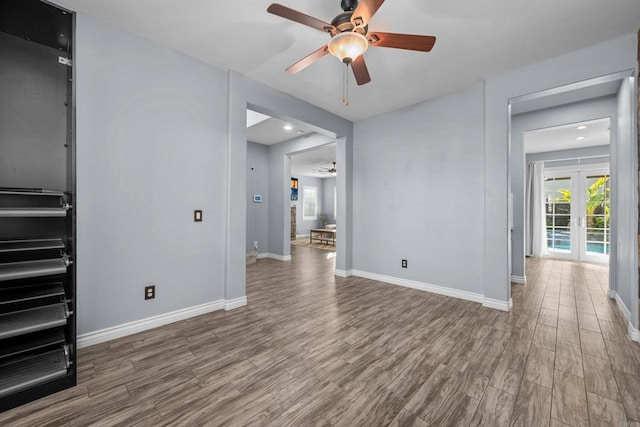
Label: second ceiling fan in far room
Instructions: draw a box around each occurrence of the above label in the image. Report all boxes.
[267,0,437,87]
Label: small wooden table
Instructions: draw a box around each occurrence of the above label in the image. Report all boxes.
[310,228,336,245]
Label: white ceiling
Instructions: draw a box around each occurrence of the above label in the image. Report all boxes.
[55,0,640,121]
[246,114,318,145]
[291,143,337,178]
[524,118,610,154]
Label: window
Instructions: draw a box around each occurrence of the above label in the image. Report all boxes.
[303,186,317,220]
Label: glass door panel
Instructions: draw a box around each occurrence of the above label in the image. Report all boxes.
[582,173,610,261]
[545,177,573,254]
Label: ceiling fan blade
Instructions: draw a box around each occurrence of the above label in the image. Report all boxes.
[267,4,335,34]
[368,32,436,52]
[351,0,384,28]
[351,56,371,86]
[285,45,329,74]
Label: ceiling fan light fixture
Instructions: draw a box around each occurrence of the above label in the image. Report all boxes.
[327,31,368,63]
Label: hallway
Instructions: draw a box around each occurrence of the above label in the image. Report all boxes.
[513,257,640,425]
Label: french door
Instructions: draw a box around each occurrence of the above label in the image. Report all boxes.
[544,166,610,263]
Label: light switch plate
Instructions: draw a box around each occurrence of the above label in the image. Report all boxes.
[194,210,203,222]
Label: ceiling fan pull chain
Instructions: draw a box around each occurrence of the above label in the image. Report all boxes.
[342,63,350,106]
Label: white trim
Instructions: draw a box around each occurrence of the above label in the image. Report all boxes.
[510,275,526,284]
[257,253,291,261]
[77,300,228,348]
[296,234,309,239]
[224,296,247,311]
[483,298,513,312]
[614,291,632,322]
[335,269,352,278]
[351,270,484,304]
[610,290,639,343]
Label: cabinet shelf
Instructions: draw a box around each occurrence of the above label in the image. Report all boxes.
[0,239,65,253]
[0,349,69,399]
[0,258,69,282]
[0,208,69,218]
[0,189,65,197]
[0,303,69,340]
[0,282,65,306]
[0,328,65,360]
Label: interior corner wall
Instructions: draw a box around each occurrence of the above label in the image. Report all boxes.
[614,77,639,328]
[353,82,486,295]
[247,141,269,253]
[510,96,617,280]
[485,33,637,305]
[74,12,230,334]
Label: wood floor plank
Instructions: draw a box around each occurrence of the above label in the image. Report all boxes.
[469,385,516,426]
[586,392,627,427]
[613,370,640,422]
[554,341,583,378]
[550,370,589,426]
[489,350,526,396]
[510,379,552,427]
[524,345,555,388]
[582,354,621,401]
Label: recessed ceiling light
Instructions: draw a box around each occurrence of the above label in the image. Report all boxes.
[296,130,304,134]
[284,124,293,131]
[577,125,587,130]
[576,136,585,140]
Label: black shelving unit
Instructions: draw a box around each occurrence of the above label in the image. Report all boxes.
[0,190,76,411]
[0,0,76,412]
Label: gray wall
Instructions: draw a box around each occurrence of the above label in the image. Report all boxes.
[322,177,337,223]
[291,175,324,236]
[511,96,617,279]
[0,32,68,189]
[75,13,231,334]
[247,142,269,253]
[353,83,486,294]
[484,33,637,305]
[613,77,639,327]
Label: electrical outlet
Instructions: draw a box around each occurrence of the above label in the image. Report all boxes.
[254,241,258,250]
[194,210,203,222]
[402,259,407,268]
[145,285,155,300]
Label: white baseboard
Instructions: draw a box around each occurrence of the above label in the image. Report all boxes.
[610,290,639,343]
[78,297,246,349]
[613,291,632,323]
[257,253,291,261]
[335,269,353,278]
[510,275,526,285]
[296,234,309,239]
[224,296,247,311]
[483,297,513,312]
[351,270,485,305]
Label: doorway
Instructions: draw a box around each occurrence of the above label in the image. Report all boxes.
[544,166,610,263]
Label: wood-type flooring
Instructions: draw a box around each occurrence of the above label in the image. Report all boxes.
[1,248,639,426]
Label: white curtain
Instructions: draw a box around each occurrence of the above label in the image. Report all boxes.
[526,161,548,257]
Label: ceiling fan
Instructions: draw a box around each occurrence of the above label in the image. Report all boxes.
[267,0,437,86]
[313,162,338,175]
